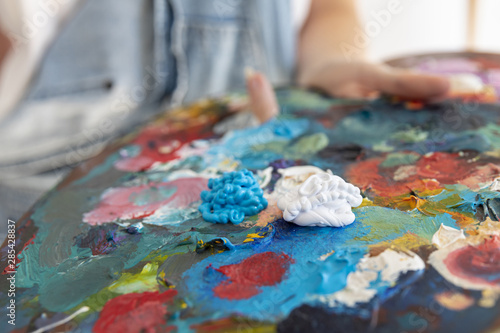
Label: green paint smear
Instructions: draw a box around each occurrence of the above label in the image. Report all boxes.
[276,89,336,111]
[252,132,329,160]
[390,127,428,143]
[465,122,500,148]
[108,262,160,294]
[253,141,288,153]
[380,152,420,168]
[373,141,395,152]
[349,206,456,245]
[288,132,329,156]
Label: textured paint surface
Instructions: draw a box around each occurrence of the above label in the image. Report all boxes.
[2,57,500,333]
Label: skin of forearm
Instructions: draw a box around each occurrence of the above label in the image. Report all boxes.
[297,0,364,85]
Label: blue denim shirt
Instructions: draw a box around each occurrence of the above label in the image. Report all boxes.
[0,0,295,178]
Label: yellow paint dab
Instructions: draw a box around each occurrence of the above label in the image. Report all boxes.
[435,291,474,311]
[246,233,265,239]
[319,250,335,261]
[370,232,430,253]
[357,197,374,208]
[243,233,263,243]
[479,289,500,308]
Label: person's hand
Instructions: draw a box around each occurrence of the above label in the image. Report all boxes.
[297,60,450,101]
[0,28,11,69]
[237,61,449,126]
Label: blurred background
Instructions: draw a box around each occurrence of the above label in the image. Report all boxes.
[3,0,500,62]
[360,0,499,61]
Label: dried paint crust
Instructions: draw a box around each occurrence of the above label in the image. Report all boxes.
[2,56,500,333]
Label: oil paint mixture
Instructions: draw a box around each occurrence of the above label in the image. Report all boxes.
[2,58,500,332]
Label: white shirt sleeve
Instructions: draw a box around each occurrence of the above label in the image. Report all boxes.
[291,0,311,32]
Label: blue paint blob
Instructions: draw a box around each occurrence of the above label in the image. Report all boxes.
[198,169,268,224]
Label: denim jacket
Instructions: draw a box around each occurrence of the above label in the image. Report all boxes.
[0,0,295,179]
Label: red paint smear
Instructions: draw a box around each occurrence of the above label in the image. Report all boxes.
[93,290,177,333]
[213,252,293,300]
[2,234,36,275]
[83,177,208,225]
[414,152,472,183]
[346,152,492,197]
[462,163,500,190]
[115,123,214,172]
[443,235,500,287]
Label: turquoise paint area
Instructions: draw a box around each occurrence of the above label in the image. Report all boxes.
[316,248,365,294]
[15,187,178,313]
[327,102,500,155]
[465,123,500,148]
[15,221,179,312]
[39,256,125,312]
[432,184,500,215]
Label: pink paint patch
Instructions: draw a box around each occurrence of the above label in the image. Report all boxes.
[83,178,208,225]
[443,235,500,287]
[115,156,157,173]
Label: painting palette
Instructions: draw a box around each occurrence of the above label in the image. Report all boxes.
[388,52,500,103]
[1,53,500,332]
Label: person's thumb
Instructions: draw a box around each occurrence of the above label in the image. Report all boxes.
[245,67,279,123]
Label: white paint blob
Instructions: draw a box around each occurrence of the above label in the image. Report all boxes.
[449,73,484,95]
[490,178,500,191]
[32,307,90,333]
[277,171,363,227]
[318,249,425,307]
[273,165,326,196]
[431,223,465,249]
